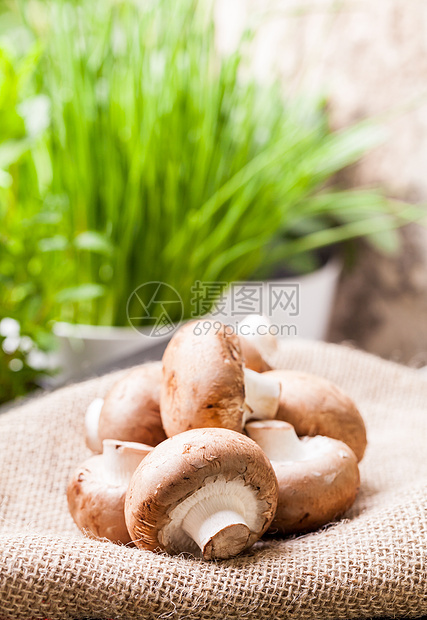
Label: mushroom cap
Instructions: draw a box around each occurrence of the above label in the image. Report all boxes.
[246,420,360,534]
[239,336,271,373]
[98,362,166,448]
[272,437,360,533]
[67,441,152,544]
[125,427,278,557]
[238,314,278,357]
[265,369,367,461]
[160,322,245,437]
[67,454,131,544]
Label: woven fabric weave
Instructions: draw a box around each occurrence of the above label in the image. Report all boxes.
[0,340,426,619]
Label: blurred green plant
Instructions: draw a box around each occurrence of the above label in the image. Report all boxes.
[0,39,56,402]
[14,0,423,323]
[0,0,423,403]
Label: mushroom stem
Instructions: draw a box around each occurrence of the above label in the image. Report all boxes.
[183,496,250,560]
[246,420,304,461]
[85,397,104,453]
[243,369,281,423]
[102,439,152,487]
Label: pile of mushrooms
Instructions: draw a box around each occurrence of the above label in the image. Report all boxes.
[68,318,366,561]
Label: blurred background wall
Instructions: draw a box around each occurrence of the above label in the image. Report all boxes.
[219,0,427,364]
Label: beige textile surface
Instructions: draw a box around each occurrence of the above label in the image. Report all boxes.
[0,340,426,619]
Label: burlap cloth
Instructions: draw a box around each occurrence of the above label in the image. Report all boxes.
[0,340,426,619]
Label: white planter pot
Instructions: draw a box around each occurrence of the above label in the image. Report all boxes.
[52,322,169,383]
[218,256,341,341]
[52,256,341,382]
[289,256,341,340]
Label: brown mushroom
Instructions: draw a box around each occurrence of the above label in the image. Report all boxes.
[125,427,278,560]
[264,369,367,461]
[246,420,360,534]
[67,439,152,544]
[85,362,166,453]
[160,321,281,437]
[85,397,105,452]
[238,314,278,365]
[239,336,271,373]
